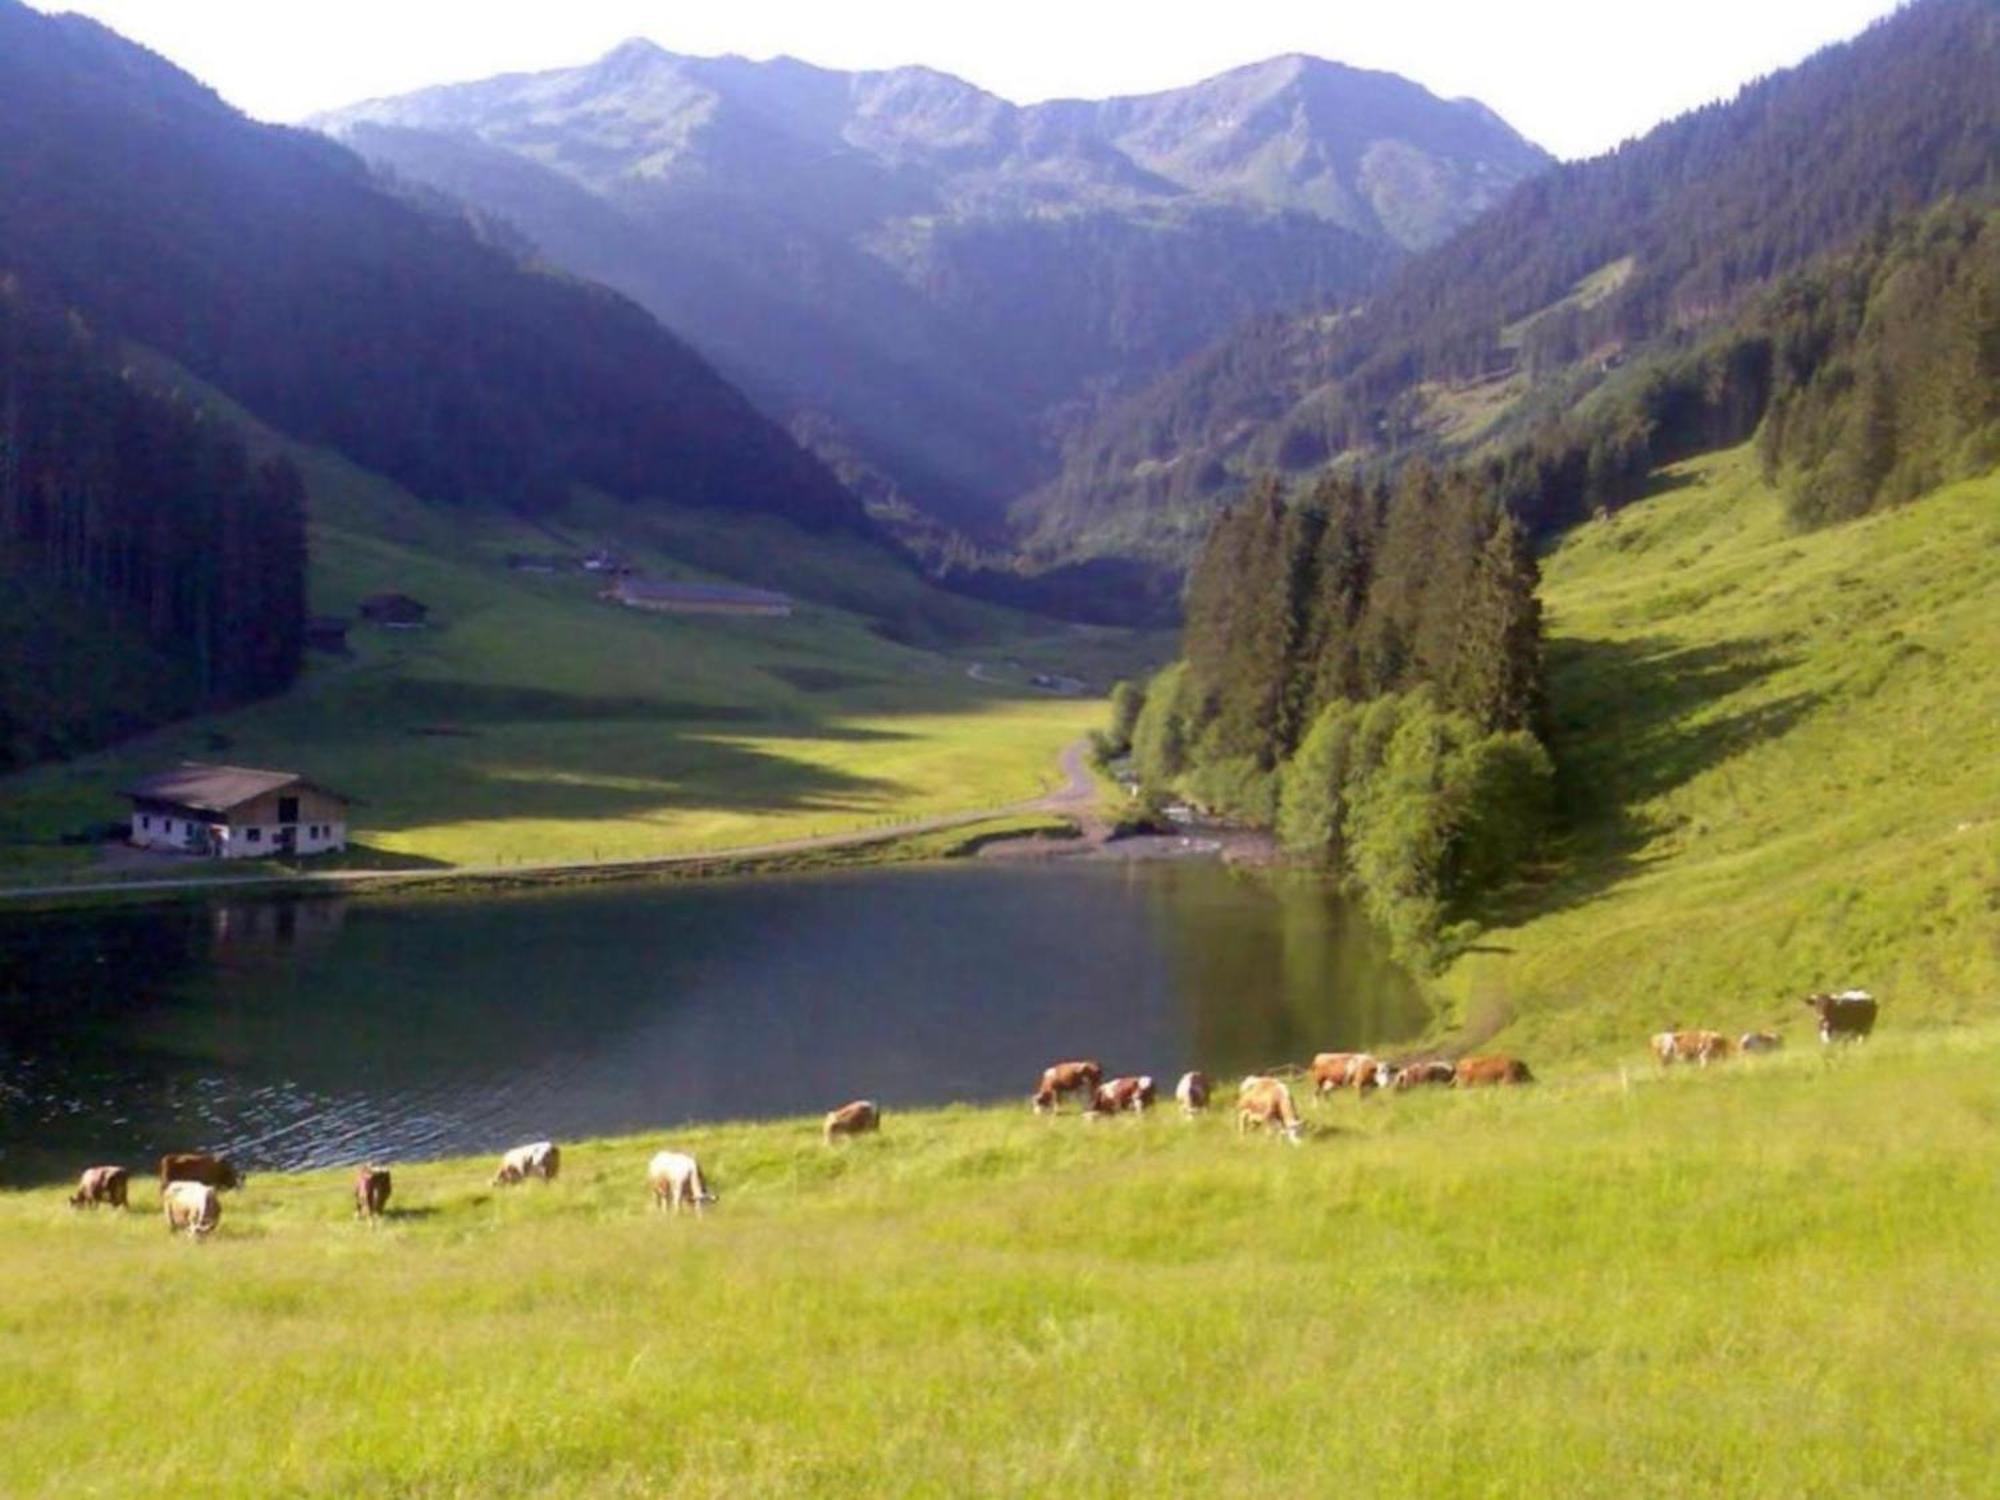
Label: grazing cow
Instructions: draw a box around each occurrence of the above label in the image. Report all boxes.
[1739,1031,1784,1055]
[824,1100,880,1143]
[1311,1052,1390,1095]
[353,1166,392,1219]
[1236,1075,1303,1144]
[1175,1071,1211,1116]
[1650,1030,1734,1067]
[1031,1060,1103,1113]
[1392,1060,1457,1091]
[161,1181,220,1239]
[158,1152,243,1192]
[69,1165,129,1210]
[1086,1076,1156,1116]
[492,1141,560,1186]
[648,1151,717,1215]
[1804,990,1878,1044]
[1454,1055,1535,1087]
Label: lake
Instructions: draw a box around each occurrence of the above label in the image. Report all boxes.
[0,860,1426,1183]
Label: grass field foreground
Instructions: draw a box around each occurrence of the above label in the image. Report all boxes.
[0,1027,1993,1497]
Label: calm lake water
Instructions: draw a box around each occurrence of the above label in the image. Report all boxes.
[0,861,1426,1184]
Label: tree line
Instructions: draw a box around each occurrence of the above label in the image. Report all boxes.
[1110,463,1549,967]
[0,290,305,768]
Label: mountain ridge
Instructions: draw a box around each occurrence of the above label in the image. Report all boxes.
[315,44,1550,544]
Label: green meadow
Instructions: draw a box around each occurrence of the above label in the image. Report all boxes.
[1,1028,1993,1498]
[0,379,1135,883]
[1440,448,2000,1058]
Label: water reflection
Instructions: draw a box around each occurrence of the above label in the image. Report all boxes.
[0,864,1428,1185]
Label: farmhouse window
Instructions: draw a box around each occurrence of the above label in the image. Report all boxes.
[278,795,299,824]
[140,816,150,830]
[247,828,262,843]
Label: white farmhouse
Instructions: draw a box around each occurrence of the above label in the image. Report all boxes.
[123,764,351,859]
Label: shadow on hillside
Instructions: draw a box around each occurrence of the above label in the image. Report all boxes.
[1474,634,1825,928]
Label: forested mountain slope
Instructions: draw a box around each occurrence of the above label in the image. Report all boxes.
[316,48,1549,542]
[1021,0,1999,567]
[0,0,861,534]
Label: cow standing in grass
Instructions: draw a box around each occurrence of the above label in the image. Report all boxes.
[648,1151,717,1215]
[1175,1071,1210,1116]
[1312,1052,1390,1096]
[162,1181,221,1239]
[1392,1060,1456,1091]
[69,1166,129,1209]
[1086,1076,1155,1116]
[824,1100,880,1143]
[493,1141,560,1185]
[1651,1030,1734,1067]
[1032,1061,1103,1114]
[1454,1055,1534,1087]
[1805,991,1878,1044]
[1237,1076,1303,1144]
[354,1166,392,1219]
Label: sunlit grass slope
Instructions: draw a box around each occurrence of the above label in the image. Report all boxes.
[1,1029,1993,1497]
[1442,448,1999,1059]
[0,383,1125,875]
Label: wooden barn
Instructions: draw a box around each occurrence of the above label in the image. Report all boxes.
[123,764,351,859]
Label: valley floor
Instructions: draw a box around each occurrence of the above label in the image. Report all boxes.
[1,1028,1993,1497]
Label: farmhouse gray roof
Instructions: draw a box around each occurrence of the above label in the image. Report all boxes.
[123,764,349,813]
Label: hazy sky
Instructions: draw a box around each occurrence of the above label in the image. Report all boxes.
[37,0,1905,160]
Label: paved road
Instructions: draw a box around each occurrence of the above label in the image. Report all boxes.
[0,740,1102,904]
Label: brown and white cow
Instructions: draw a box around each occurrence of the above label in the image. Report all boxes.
[1738,1031,1784,1055]
[824,1100,880,1143]
[1174,1071,1211,1116]
[1311,1052,1390,1095]
[648,1151,717,1215]
[354,1166,392,1219]
[1085,1075,1156,1117]
[161,1180,221,1239]
[69,1165,129,1210]
[1392,1060,1457,1091]
[1650,1030,1734,1067]
[1804,990,1878,1044]
[492,1141,560,1186]
[1454,1055,1535,1087]
[1032,1060,1103,1113]
[1236,1075,1303,1144]
[159,1152,243,1192]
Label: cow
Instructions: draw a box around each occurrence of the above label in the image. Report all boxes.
[1311,1052,1390,1095]
[1650,1029,1734,1067]
[1392,1060,1457,1091]
[1454,1055,1535,1087]
[824,1100,880,1143]
[1085,1076,1156,1116]
[69,1165,129,1210]
[1031,1060,1103,1114]
[1174,1071,1211,1116]
[1236,1075,1303,1144]
[161,1180,220,1239]
[158,1153,243,1192]
[1738,1031,1784,1055]
[492,1141,560,1186]
[648,1151,717,1215]
[354,1166,392,1219]
[1804,990,1878,1044]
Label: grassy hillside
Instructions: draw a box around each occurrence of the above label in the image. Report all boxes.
[0,391,1138,882]
[1439,447,2000,1057]
[1,1027,1993,1496]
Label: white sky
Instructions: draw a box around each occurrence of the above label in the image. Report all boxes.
[35,0,1905,160]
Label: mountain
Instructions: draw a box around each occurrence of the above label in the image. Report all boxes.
[315,48,1550,542]
[1018,0,2000,567]
[0,0,863,536]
